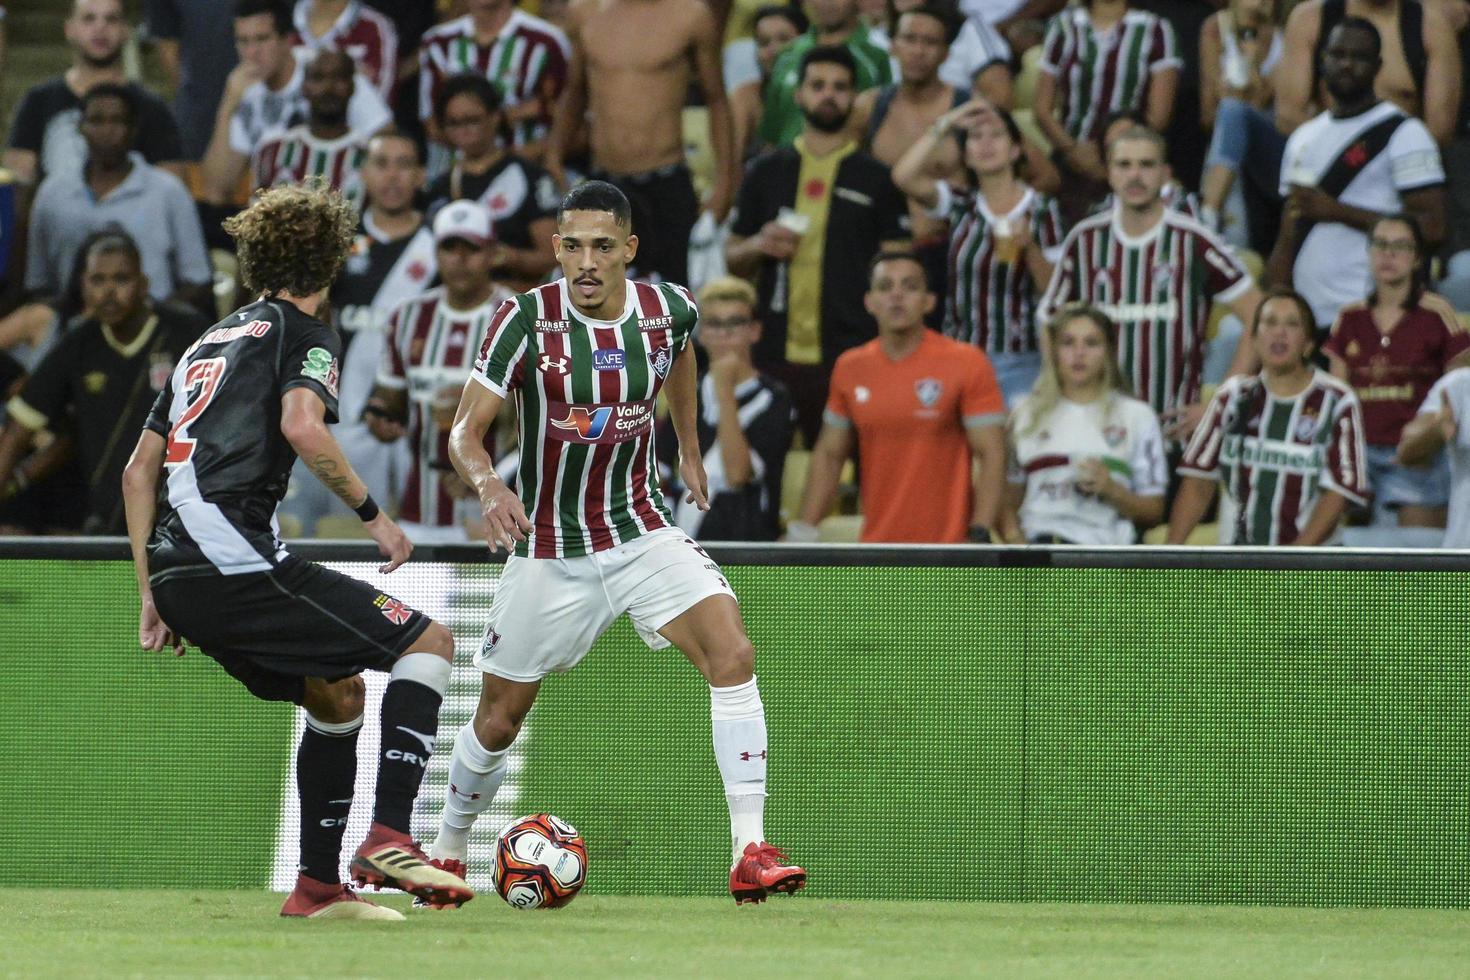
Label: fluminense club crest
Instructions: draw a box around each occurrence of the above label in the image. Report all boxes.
[648,346,673,379]
[915,377,942,408]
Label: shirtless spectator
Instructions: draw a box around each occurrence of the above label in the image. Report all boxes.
[549,0,736,285]
[200,0,390,207]
[419,0,570,161]
[1275,0,1461,144]
[881,0,1014,106]
[6,0,184,185]
[290,0,398,100]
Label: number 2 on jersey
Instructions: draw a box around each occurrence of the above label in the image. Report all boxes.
[165,357,227,465]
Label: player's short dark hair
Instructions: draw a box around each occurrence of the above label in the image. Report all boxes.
[798,44,857,86]
[1331,15,1382,60]
[897,3,961,47]
[80,82,139,128]
[223,181,358,298]
[233,0,292,36]
[433,72,503,126]
[557,180,632,230]
[1251,287,1317,338]
[752,4,808,36]
[867,249,931,290]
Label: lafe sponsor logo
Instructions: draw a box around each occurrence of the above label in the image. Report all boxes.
[547,400,655,443]
[593,348,626,371]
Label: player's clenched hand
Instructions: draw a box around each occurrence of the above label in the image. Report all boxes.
[481,480,532,553]
[138,593,185,657]
[366,513,413,573]
[680,453,710,511]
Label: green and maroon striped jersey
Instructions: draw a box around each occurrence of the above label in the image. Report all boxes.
[1039,208,1252,416]
[1179,371,1369,545]
[472,279,698,558]
[1039,6,1180,144]
[251,125,368,210]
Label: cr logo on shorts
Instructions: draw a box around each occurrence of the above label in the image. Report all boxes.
[547,400,655,444]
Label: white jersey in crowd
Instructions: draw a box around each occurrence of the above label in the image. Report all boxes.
[1280,102,1443,326]
[1007,393,1167,545]
[1421,368,1470,548]
[228,48,392,156]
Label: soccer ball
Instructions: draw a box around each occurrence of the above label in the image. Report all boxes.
[492,813,588,909]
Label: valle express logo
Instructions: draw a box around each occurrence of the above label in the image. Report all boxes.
[547,400,655,444]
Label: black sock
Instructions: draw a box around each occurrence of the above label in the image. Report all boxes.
[374,679,443,834]
[296,720,360,884]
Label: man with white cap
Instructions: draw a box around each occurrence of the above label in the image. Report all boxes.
[364,200,514,543]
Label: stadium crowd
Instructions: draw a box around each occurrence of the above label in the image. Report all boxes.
[0,0,1467,548]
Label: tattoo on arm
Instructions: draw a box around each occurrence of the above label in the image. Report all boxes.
[309,453,357,506]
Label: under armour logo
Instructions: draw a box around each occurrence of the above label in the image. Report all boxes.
[450,782,481,800]
[395,725,436,755]
[739,750,767,761]
[539,354,569,375]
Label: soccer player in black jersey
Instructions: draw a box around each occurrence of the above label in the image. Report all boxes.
[120,183,473,920]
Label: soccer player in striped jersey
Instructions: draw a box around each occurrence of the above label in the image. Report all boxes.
[423,181,806,907]
[418,0,570,159]
[1033,0,1180,214]
[1170,289,1369,546]
[365,201,513,543]
[1038,125,1263,442]
[251,49,369,210]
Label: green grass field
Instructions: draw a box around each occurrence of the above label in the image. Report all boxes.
[4,892,1468,978]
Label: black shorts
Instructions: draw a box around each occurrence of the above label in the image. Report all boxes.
[151,556,431,704]
[589,164,698,285]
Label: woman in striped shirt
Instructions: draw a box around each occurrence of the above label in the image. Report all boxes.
[893,98,1065,403]
[1032,0,1180,219]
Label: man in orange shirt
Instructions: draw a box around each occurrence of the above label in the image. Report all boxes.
[789,251,1007,543]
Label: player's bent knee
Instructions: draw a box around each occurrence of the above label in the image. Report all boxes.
[474,714,522,753]
[707,637,756,686]
[407,621,455,664]
[303,674,366,724]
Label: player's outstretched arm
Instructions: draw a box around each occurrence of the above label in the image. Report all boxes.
[122,430,183,655]
[281,387,412,572]
[450,379,530,552]
[665,345,710,510]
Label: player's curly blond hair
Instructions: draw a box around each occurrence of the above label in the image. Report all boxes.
[223,181,357,298]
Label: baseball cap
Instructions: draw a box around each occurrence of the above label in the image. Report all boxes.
[433,200,492,246]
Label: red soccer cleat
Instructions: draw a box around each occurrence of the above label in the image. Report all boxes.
[729,841,806,905]
[411,857,468,910]
[350,823,475,909]
[280,874,404,921]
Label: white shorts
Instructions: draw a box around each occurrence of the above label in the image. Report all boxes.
[472,527,737,682]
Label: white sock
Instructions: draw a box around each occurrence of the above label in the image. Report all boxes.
[430,724,508,863]
[710,676,767,864]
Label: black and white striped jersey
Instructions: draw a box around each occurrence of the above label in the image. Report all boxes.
[144,298,341,579]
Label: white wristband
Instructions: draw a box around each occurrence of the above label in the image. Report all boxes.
[785,520,819,543]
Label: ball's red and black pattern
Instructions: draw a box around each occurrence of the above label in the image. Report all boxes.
[493,813,588,909]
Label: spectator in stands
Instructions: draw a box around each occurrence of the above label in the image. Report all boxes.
[0,233,208,534]
[6,0,184,185]
[985,0,1068,55]
[1002,303,1166,543]
[852,3,968,323]
[1323,213,1470,528]
[726,46,909,447]
[893,98,1065,403]
[365,202,514,544]
[419,0,570,161]
[1266,17,1446,331]
[731,5,807,161]
[1032,0,1180,219]
[284,130,432,534]
[655,276,795,540]
[201,0,390,207]
[548,0,735,285]
[27,85,211,311]
[1091,110,1201,219]
[789,251,1006,542]
[290,0,398,100]
[758,0,893,148]
[145,0,239,162]
[1197,0,1285,247]
[1276,0,1460,145]
[1039,124,1261,441]
[424,75,558,294]
[1170,288,1368,546]
[880,0,1014,105]
[251,49,372,209]
[1399,363,1470,547]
